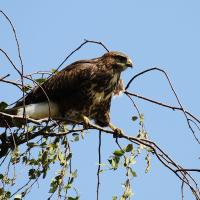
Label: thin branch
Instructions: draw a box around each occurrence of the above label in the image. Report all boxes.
[0,48,21,75]
[96,130,102,200]
[0,10,24,87]
[0,74,10,81]
[125,91,200,125]
[0,10,27,131]
[182,180,185,200]
[53,39,109,74]
[25,71,53,77]
[0,78,23,90]
[0,11,23,70]
[0,112,41,127]
[176,169,200,173]
[0,117,199,199]
[11,179,31,197]
[125,67,200,144]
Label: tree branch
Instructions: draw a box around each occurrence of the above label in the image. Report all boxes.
[53,39,109,74]
[125,67,200,144]
[96,130,102,200]
[124,91,200,125]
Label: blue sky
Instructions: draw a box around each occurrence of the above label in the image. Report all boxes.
[0,1,200,199]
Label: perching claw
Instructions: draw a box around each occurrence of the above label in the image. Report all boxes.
[109,122,124,137]
[81,115,90,129]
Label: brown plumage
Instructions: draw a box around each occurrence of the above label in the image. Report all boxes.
[11,51,133,128]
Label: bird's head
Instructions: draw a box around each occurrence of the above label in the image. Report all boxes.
[102,51,133,72]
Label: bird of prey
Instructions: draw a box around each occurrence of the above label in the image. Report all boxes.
[7,51,133,133]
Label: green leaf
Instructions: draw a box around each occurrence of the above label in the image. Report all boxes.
[113,149,124,157]
[66,153,72,161]
[68,177,74,185]
[130,168,137,177]
[108,157,120,170]
[147,147,154,153]
[27,158,38,165]
[68,197,79,200]
[35,78,47,84]
[58,151,66,166]
[64,183,72,189]
[145,154,151,173]
[11,147,20,164]
[49,178,58,193]
[29,169,36,179]
[28,126,37,132]
[72,133,80,142]
[22,84,32,92]
[0,174,4,179]
[129,156,136,165]
[14,194,22,200]
[139,114,144,125]
[0,101,8,111]
[42,151,48,165]
[5,191,11,198]
[27,142,36,148]
[71,169,77,178]
[74,136,79,142]
[72,133,79,136]
[28,169,40,179]
[112,196,117,200]
[124,156,129,167]
[51,68,57,73]
[132,116,138,121]
[99,169,105,173]
[125,144,133,152]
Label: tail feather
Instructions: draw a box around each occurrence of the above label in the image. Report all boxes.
[0,107,20,127]
[5,102,60,119]
[0,102,60,127]
[4,107,18,115]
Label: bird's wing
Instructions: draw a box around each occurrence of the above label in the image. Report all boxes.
[16,60,98,106]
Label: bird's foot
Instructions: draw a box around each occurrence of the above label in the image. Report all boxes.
[82,115,90,129]
[109,123,124,138]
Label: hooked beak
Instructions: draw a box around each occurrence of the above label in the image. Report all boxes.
[126,58,133,68]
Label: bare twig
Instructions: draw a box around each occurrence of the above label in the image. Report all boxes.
[96,130,102,200]
[125,92,141,116]
[125,91,200,125]
[54,39,109,74]
[0,74,10,81]
[0,78,23,90]
[181,180,185,200]
[125,67,200,144]
[0,112,41,127]
[0,48,20,75]
[11,179,31,197]
[176,169,200,172]
[0,11,24,70]
[0,115,199,199]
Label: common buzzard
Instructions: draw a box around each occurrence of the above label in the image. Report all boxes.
[8,51,133,133]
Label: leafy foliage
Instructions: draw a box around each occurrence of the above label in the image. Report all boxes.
[0,126,82,200]
[0,101,8,111]
[0,11,199,199]
[0,111,154,200]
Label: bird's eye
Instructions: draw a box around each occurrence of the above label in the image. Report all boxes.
[116,56,127,63]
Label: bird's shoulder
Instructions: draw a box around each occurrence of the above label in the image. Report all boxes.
[15,58,102,106]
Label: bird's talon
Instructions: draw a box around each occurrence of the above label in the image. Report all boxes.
[113,128,123,138]
[82,115,90,129]
[109,123,124,138]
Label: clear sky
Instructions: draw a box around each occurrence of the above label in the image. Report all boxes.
[0,0,200,199]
